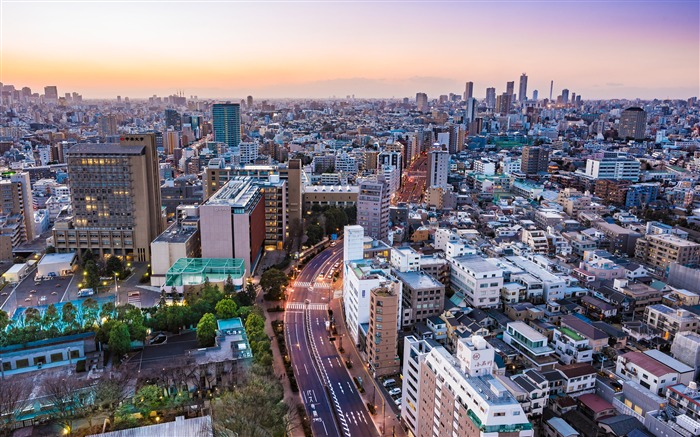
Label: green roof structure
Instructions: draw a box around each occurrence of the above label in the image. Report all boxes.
[165,258,245,287]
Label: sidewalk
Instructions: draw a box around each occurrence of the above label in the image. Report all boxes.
[329,291,406,437]
[260,294,305,437]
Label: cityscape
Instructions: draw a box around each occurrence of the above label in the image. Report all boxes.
[1,2,700,437]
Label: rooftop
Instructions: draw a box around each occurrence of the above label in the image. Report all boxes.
[393,270,443,290]
[88,415,212,437]
[67,143,145,155]
[621,351,675,377]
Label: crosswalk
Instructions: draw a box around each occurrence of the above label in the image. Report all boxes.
[286,302,328,311]
[293,281,332,289]
[127,294,141,308]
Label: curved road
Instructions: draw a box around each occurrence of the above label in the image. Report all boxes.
[285,244,378,437]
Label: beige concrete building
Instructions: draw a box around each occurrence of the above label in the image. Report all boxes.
[0,172,34,260]
[302,185,358,210]
[53,135,164,262]
[635,233,700,270]
[367,285,400,377]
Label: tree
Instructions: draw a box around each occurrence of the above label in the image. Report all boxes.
[23,307,41,328]
[116,304,147,341]
[41,375,93,434]
[100,302,115,321]
[224,275,235,296]
[158,289,167,308]
[93,371,131,421]
[215,299,238,319]
[132,385,168,421]
[259,268,288,301]
[196,313,217,347]
[235,283,256,307]
[82,298,99,328]
[61,302,78,329]
[305,223,324,245]
[0,310,9,331]
[45,245,56,254]
[84,260,100,291]
[213,364,288,437]
[81,249,95,267]
[0,377,30,437]
[42,304,60,330]
[105,255,125,279]
[109,321,132,362]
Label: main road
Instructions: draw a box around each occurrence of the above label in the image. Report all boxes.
[285,243,378,437]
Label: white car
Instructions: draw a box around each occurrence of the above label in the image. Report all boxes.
[388,388,401,396]
[394,397,402,406]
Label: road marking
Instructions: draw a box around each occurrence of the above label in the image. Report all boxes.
[304,363,309,375]
[320,419,328,435]
[338,382,344,394]
[287,302,328,311]
[347,381,354,393]
[327,358,333,368]
[336,357,342,368]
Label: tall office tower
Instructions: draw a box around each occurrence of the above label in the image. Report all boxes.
[428,146,450,189]
[463,81,473,101]
[357,176,390,242]
[576,94,582,105]
[212,102,241,148]
[98,114,118,137]
[200,177,265,273]
[518,73,528,102]
[238,142,259,165]
[485,87,496,109]
[561,88,570,104]
[506,81,515,99]
[497,93,512,114]
[571,92,576,105]
[464,97,477,125]
[164,109,182,131]
[367,284,401,377]
[44,86,58,102]
[0,172,35,260]
[54,134,163,262]
[447,124,465,154]
[521,146,550,174]
[415,92,428,112]
[549,80,554,100]
[246,95,253,108]
[619,107,648,140]
[532,89,539,101]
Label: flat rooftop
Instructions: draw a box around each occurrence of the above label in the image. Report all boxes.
[67,143,145,155]
[393,270,443,290]
[205,177,260,208]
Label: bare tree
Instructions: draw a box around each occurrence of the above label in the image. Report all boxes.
[0,377,31,437]
[94,371,133,421]
[41,376,94,434]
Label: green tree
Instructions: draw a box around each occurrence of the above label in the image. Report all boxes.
[23,307,41,328]
[81,249,95,267]
[196,313,217,347]
[82,298,99,328]
[224,275,235,296]
[42,304,60,330]
[105,255,125,278]
[61,302,78,329]
[259,268,288,301]
[45,246,56,254]
[84,260,100,291]
[306,223,324,245]
[116,304,147,341]
[215,299,238,319]
[108,321,131,362]
[0,309,10,331]
[234,283,256,307]
[133,385,168,421]
[100,302,115,321]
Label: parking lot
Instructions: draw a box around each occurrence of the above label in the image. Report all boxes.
[378,374,403,413]
[1,269,75,316]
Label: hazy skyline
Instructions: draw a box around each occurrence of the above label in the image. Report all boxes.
[2,1,698,100]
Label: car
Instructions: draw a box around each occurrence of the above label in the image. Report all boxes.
[330,241,336,247]
[388,388,401,396]
[39,296,47,303]
[51,291,58,295]
[1,292,7,296]
[55,284,61,288]
[394,397,402,406]
[30,289,37,294]
[24,297,31,302]
[382,378,396,387]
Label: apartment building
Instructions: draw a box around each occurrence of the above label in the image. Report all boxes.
[357,176,390,241]
[367,286,400,377]
[552,326,593,365]
[635,233,700,270]
[449,255,503,309]
[584,154,640,181]
[402,335,533,437]
[503,321,557,370]
[394,270,444,328]
[0,172,34,260]
[644,304,699,340]
[616,351,680,396]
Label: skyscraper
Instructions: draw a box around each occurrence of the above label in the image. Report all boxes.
[561,88,570,104]
[357,176,390,242]
[506,81,515,99]
[619,107,647,140]
[246,95,253,108]
[53,134,164,262]
[44,86,58,101]
[212,102,241,148]
[98,114,118,137]
[463,81,473,101]
[465,98,477,125]
[164,109,182,131]
[532,90,539,101]
[415,92,428,112]
[521,146,550,174]
[518,73,528,102]
[485,87,496,109]
[428,146,450,189]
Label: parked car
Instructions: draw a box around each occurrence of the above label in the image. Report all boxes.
[383,378,396,387]
[388,388,401,396]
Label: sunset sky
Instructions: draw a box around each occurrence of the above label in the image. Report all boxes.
[2,1,698,100]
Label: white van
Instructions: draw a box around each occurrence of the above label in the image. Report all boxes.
[78,288,95,297]
[383,378,396,387]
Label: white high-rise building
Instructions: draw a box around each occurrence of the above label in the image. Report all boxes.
[402,335,532,437]
[428,146,450,189]
[335,152,358,174]
[343,225,364,262]
[238,141,259,165]
[584,154,640,180]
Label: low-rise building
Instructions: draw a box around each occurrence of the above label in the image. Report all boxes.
[644,304,699,340]
[503,321,557,370]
